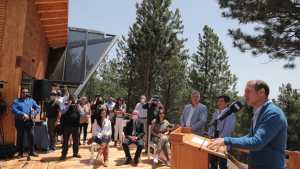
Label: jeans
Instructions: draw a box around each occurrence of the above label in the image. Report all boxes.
[80,123,88,142]
[47,118,57,150]
[15,119,35,155]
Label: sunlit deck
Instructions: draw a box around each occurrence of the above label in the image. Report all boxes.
[0,141,243,169]
[0,142,170,169]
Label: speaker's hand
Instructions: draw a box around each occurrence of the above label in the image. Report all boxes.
[207,138,225,151]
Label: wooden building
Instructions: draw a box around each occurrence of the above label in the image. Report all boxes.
[0,0,68,144]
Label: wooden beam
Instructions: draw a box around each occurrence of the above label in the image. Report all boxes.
[46,31,67,36]
[36,3,67,11]
[47,34,67,38]
[37,9,67,14]
[40,16,67,21]
[39,11,67,18]
[48,37,67,42]
[45,29,68,34]
[35,0,67,5]
[41,17,67,25]
[43,23,67,31]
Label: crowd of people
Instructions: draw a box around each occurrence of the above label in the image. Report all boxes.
[10,79,288,169]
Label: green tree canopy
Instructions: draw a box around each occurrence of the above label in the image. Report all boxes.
[189,25,237,114]
[218,0,300,68]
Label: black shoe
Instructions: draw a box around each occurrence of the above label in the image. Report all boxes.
[73,154,81,158]
[133,160,139,166]
[60,156,66,161]
[124,158,132,165]
[29,152,39,157]
[27,156,31,161]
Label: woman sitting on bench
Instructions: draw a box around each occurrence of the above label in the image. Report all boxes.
[151,107,171,166]
[89,107,112,167]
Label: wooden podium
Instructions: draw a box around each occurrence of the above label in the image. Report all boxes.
[170,127,226,169]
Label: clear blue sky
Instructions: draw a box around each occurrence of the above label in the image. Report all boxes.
[69,0,300,99]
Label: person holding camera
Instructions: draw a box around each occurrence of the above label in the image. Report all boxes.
[60,95,81,160]
[90,95,103,132]
[12,88,40,159]
[45,91,61,151]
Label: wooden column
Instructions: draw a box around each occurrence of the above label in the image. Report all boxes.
[0,0,27,144]
[0,0,49,144]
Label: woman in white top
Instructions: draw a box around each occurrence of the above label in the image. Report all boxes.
[90,107,111,167]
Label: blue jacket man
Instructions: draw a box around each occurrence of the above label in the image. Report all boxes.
[12,89,40,159]
[208,80,288,169]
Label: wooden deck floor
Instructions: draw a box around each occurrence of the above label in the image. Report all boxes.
[0,142,170,169]
[0,141,240,169]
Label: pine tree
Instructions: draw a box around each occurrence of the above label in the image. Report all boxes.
[117,0,188,112]
[276,83,300,150]
[218,0,300,68]
[189,25,237,114]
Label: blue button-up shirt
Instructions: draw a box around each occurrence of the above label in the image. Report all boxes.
[12,98,40,117]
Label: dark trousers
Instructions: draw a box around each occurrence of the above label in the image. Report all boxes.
[47,118,57,150]
[210,155,227,169]
[15,119,34,155]
[61,126,79,157]
[122,138,144,162]
[79,123,88,142]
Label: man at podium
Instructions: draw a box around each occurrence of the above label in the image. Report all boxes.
[208,80,288,169]
[180,90,208,136]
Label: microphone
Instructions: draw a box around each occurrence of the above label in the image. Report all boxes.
[217,101,243,120]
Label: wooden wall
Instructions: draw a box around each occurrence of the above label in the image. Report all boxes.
[0,0,49,144]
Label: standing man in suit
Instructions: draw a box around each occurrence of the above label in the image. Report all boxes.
[180,90,208,135]
[122,110,145,166]
[208,80,288,169]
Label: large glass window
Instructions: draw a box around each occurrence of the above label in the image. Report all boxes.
[68,30,86,42]
[64,46,85,83]
[48,27,116,85]
[86,39,113,76]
